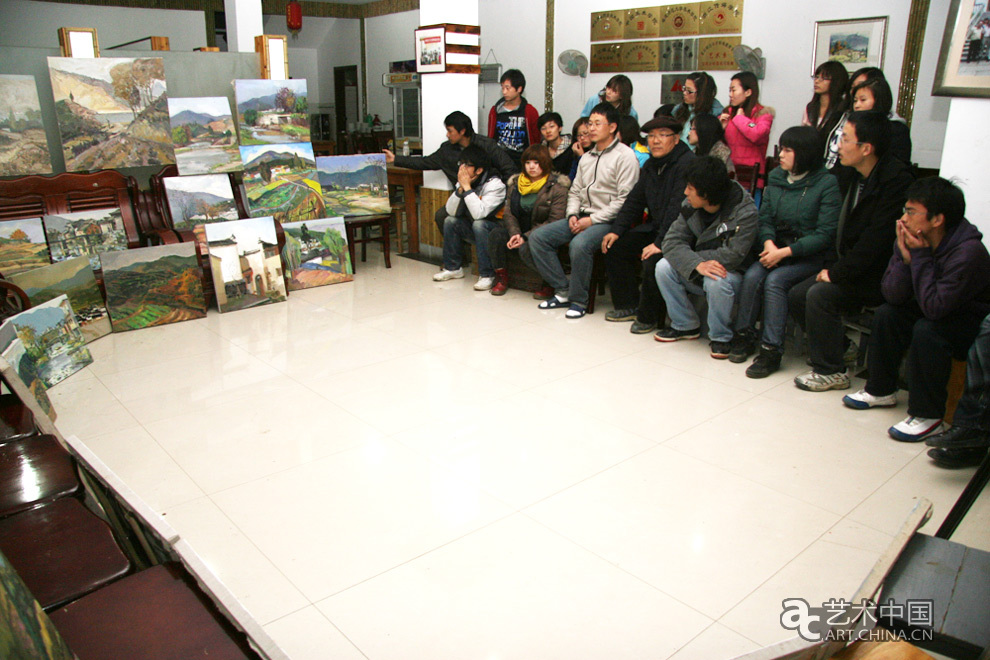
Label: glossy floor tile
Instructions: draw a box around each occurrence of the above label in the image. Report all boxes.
[46,254,990,659]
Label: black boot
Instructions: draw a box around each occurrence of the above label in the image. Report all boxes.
[728,328,758,363]
[746,344,783,379]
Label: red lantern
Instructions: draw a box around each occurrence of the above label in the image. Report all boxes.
[286,1,302,36]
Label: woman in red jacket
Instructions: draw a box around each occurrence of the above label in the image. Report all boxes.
[719,71,774,193]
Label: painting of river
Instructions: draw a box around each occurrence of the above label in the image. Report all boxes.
[234,79,309,145]
[168,96,242,175]
[5,295,92,388]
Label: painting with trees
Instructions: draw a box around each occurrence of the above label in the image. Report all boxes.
[3,295,92,388]
[163,173,239,231]
[47,57,174,171]
[315,154,391,216]
[0,218,51,277]
[234,79,309,145]
[168,96,242,175]
[8,256,111,343]
[240,143,325,224]
[281,217,352,290]
[0,74,53,176]
[43,208,128,270]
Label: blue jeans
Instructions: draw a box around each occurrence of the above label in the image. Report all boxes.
[528,218,612,307]
[655,258,741,343]
[735,258,823,349]
[443,215,497,277]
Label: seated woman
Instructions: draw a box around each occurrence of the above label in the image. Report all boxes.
[488,144,570,296]
[580,74,638,120]
[538,111,573,176]
[672,71,722,147]
[569,116,592,181]
[618,115,649,167]
[849,77,912,165]
[720,71,774,193]
[729,126,841,377]
[689,113,734,173]
[823,66,884,169]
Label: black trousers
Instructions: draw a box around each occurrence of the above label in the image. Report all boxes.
[866,302,986,419]
[603,225,666,324]
[788,276,879,375]
[950,314,990,429]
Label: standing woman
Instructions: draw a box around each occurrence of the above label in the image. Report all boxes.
[688,113,734,173]
[580,74,638,120]
[822,66,885,169]
[720,72,774,192]
[803,61,848,140]
[672,72,722,147]
[849,77,913,164]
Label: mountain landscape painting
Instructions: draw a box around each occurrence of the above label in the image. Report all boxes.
[47,57,174,171]
[163,173,239,231]
[43,208,128,270]
[316,154,390,216]
[829,32,870,64]
[5,295,92,388]
[281,217,352,290]
[205,217,286,313]
[101,242,206,332]
[240,143,325,224]
[0,218,51,277]
[234,78,309,144]
[8,256,111,343]
[168,96,242,175]
[0,74,53,176]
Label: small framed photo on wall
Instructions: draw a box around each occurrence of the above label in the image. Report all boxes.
[812,16,888,74]
[415,26,446,73]
[933,0,990,98]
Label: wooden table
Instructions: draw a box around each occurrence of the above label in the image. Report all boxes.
[387,166,423,253]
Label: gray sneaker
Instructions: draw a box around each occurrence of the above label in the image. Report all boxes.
[630,320,656,334]
[794,370,851,392]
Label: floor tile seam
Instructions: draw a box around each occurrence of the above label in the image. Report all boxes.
[665,621,762,660]
[251,336,423,380]
[354,309,541,351]
[263,604,371,660]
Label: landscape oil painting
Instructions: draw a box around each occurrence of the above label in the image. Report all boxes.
[0,218,51,277]
[240,142,325,224]
[43,207,129,270]
[8,256,111,343]
[5,295,92,388]
[0,74,53,176]
[205,217,286,313]
[163,173,239,231]
[234,78,309,144]
[168,96,242,175]
[0,336,56,421]
[48,56,174,171]
[316,154,391,216]
[281,217,353,291]
[101,242,207,332]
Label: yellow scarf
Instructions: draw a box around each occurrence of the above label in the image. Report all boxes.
[517,173,548,196]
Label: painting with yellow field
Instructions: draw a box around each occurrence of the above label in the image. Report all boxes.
[316,154,391,217]
[0,218,50,277]
[240,142,325,224]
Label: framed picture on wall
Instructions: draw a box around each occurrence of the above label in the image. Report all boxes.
[812,16,888,74]
[933,0,990,98]
[415,26,446,73]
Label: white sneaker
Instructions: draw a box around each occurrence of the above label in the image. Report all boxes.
[794,370,851,392]
[474,276,495,291]
[842,388,897,410]
[889,416,945,443]
[433,268,464,282]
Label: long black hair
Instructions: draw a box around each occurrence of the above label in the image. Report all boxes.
[805,61,848,137]
[691,113,725,157]
[597,75,633,116]
[730,71,761,117]
[673,72,717,125]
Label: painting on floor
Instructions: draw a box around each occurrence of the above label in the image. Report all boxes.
[0,548,74,659]
[281,217,353,291]
[47,57,174,171]
[43,208,128,270]
[8,256,111,343]
[4,295,92,388]
[205,217,286,313]
[234,78,309,144]
[0,218,51,277]
[240,142,325,224]
[168,96,242,175]
[316,154,391,216]
[163,173,239,231]
[101,242,207,332]
[0,74,53,176]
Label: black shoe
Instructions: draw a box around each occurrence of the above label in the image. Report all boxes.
[927,447,989,469]
[925,425,990,450]
[728,329,757,363]
[630,320,657,334]
[654,326,701,342]
[745,345,782,379]
[605,308,638,322]
[710,341,732,359]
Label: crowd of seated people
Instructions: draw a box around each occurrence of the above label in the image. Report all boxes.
[388,65,990,469]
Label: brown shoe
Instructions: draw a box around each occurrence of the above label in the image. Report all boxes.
[532,284,555,300]
[491,269,509,296]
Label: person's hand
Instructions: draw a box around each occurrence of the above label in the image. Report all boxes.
[570,216,592,234]
[641,243,662,260]
[696,260,728,280]
[601,232,619,253]
[759,245,791,268]
[507,234,525,250]
[897,219,928,263]
[718,110,732,128]
[815,268,831,283]
[572,141,585,157]
[383,149,395,164]
[456,164,473,192]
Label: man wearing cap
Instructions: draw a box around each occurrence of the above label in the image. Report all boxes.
[600,115,696,334]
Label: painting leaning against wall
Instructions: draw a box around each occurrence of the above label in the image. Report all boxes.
[43,207,129,270]
[205,216,286,313]
[168,96,242,175]
[0,74,53,176]
[8,256,111,343]
[0,218,51,277]
[4,295,92,388]
[234,78,310,145]
[281,217,353,291]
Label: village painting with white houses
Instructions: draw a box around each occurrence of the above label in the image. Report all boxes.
[42,208,128,270]
[5,295,93,388]
[204,217,286,313]
[316,154,390,216]
[234,79,309,145]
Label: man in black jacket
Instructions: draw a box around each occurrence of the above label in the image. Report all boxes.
[790,111,915,392]
[600,116,695,333]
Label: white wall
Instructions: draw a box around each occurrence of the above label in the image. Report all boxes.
[320,17,362,113]
[364,11,419,122]
[0,0,207,52]
[262,15,335,110]
[940,98,990,245]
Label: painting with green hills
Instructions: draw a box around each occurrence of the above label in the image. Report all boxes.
[241,143,325,223]
[316,154,390,216]
[234,79,309,145]
[100,243,206,332]
[8,256,110,343]
[0,218,50,276]
[168,96,242,175]
[5,295,92,388]
[281,217,352,290]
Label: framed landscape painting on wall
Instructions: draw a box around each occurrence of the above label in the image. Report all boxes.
[43,208,128,270]
[0,74,53,176]
[205,217,286,313]
[315,154,390,216]
[0,218,51,277]
[8,256,111,343]
[234,78,309,144]
[812,17,887,74]
[933,0,990,98]
[281,217,352,291]
[240,143,326,224]
[168,96,242,175]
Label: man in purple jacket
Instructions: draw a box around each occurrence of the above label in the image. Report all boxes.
[842,177,990,442]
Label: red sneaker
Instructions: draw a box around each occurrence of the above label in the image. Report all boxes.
[532,285,555,300]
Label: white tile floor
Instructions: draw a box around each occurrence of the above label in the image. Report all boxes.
[47,254,990,659]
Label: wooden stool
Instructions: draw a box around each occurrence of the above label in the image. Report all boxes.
[344,214,391,271]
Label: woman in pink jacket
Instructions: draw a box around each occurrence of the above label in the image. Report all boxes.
[719,71,774,192]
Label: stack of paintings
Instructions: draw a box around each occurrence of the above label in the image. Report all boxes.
[281,218,352,290]
[240,143,325,223]
[234,79,309,145]
[8,257,111,343]
[2,295,92,389]
[316,154,391,216]
[204,217,286,313]
[167,97,242,175]
[47,57,174,172]
[101,243,207,332]
[42,208,129,270]
[0,218,51,277]
[0,74,53,176]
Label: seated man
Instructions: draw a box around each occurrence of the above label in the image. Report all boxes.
[842,177,990,442]
[431,146,507,290]
[527,102,640,319]
[790,111,915,392]
[654,156,759,358]
[925,312,990,468]
[601,115,695,334]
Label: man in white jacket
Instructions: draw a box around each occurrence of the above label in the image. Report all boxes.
[526,103,640,318]
[432,145,507,290]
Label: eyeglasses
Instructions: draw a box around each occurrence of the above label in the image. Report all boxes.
[840,135,864,146]
[812,74,832,81]
[587,120,607,128]
[902,206,928,218]
[651,132,677,139]
[683,88,697,95]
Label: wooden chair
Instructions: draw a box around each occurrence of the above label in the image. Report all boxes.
[0,391,35,443]
[345,214,391,271]
[733,161,762,197]
[0,434,82,519]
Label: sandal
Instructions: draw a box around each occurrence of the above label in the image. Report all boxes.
[565,303,586,319]
[538,296,569,309]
